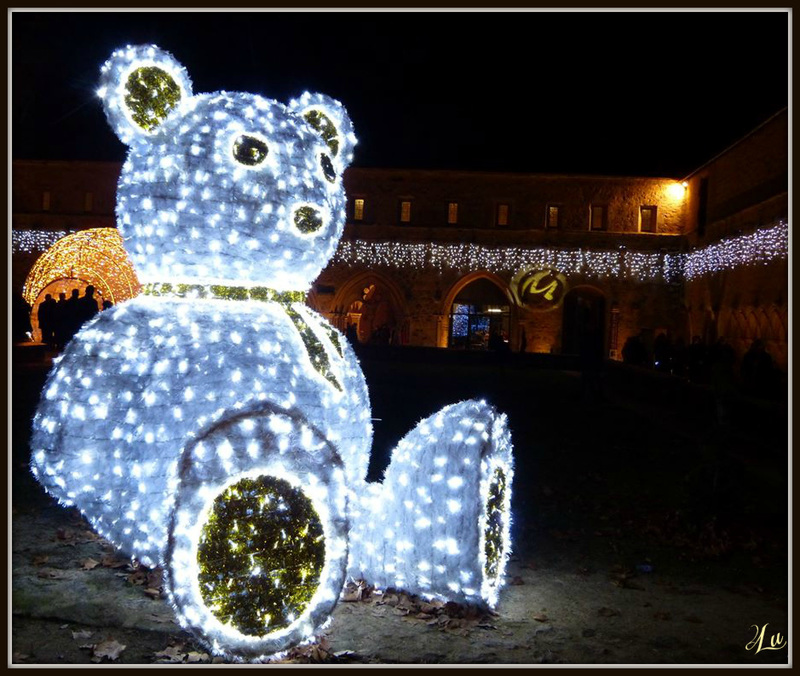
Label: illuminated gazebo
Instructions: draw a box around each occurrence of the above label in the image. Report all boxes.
[23,227,140,341]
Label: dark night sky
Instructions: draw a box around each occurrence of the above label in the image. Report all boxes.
[11,10,789,178]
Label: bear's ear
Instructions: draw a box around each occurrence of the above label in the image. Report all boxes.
[289,92,357,171]
[97,44,193,145]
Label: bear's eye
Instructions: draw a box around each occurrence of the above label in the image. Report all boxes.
[320,153,336,183]
[232,135,269,166]
[294,206,324,234]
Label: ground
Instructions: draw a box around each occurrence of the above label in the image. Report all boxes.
[10,347,790,665]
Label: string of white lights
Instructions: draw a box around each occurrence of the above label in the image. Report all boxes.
[14,220,787,287]
[12,229,75,254]
[331,220,787,282]
[683,220,788,280]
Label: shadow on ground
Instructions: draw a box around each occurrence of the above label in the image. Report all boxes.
[11,346,789,665]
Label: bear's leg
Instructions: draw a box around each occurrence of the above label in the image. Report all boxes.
[348,399,514,608]
[164,403,349,659]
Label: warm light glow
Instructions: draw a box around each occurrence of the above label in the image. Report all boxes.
[667,181,687,201]
[22,227,141,307]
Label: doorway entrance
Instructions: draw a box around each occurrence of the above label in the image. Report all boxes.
[449,277,511,350]
[561,286,606,357]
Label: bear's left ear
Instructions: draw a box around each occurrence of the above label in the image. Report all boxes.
[97,44,193,146]
[289,92,357,172]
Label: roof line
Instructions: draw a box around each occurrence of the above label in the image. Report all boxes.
[681,107,788,181]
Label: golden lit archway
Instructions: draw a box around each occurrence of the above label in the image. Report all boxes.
[23,228,141,341]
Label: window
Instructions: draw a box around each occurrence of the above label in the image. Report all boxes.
[640,205,657,233]
[42,191,51,212]
[353,198,365,221]
[399,200,412,224]
[84,192,94,213]
[590,204,608,231]
[447,201,458,225]
[496,203,509,227]
[546,204,560,229]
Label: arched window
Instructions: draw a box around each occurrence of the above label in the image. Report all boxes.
[449,278,511,351]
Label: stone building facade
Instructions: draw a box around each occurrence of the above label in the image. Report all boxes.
[12,109,788,368]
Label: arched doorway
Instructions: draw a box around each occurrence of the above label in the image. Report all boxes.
[561,286,606,357]
[448,277,512,350]
[333,273,407,346]
[23,228,140,342]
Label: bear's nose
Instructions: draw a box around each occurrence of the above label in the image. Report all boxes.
[292,204,325,234]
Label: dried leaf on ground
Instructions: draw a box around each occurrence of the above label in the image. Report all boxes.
[91,639,126,663]
[533,613,549,623]
[341,580,372,602]
[186,651,210,663]
[154,644,186,663]
[37,568,69,579]
[71,629,94,640]
[81,558,100,570]
[143,587,162,599]
[13,652,30,662]
[31,554,49,566]
[100,554,129,568]
[127,570,148,586]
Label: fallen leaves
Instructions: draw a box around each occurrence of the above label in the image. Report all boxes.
[81,558,100,570]
[80,638,126,663]
[532,613,549,623]
[124,564,165,598]
[267,637,363,664]
[36,568,69,579]
[341,579,372,602]
[609,566,645,591]
[55,527,102,546]
[154,643,211,664]
[340,581,497,635]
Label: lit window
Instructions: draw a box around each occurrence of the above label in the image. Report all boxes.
[399,200,412,224]
[447,202,458,225]
[84,192,94,213]
[590,204,607,231]
[353,198,365,221]
[42,191,51,212]
[546,204,560,229]
[640,205,657,233]
[496,204,509,227]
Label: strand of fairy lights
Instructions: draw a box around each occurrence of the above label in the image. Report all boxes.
[683,220,788,280]
[13,229,76,254]
[14,220,787,287]
[332,220,787,282]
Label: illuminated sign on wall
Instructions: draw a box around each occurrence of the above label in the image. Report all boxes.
[513,268,568,309]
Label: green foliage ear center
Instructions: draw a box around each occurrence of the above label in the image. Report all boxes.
[303,110,340,157]
[124,66,181,132]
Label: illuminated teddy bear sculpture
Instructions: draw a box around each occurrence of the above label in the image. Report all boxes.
[30,44,513,659]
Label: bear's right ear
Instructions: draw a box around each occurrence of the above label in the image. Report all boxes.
[97,44,193,146]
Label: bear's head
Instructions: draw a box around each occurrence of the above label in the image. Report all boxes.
[99,44,356,292]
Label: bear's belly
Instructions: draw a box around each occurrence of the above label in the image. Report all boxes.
[30,294,372,565]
